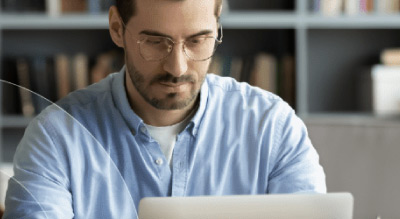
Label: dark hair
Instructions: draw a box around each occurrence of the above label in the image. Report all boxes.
[115,0,223,24]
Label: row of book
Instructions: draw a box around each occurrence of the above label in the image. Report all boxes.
[0,0,114,15]
[312,0,400,16]
[1,50,123,116]
[209,53,296,108]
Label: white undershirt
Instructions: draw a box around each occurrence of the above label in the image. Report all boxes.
[144,111,194,167]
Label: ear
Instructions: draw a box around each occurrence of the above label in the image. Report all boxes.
[109,6,124,48]
[217,4,222,17]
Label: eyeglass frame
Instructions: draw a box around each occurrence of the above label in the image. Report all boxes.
[120,18,223,62]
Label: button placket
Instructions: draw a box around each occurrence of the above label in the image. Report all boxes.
[155,158,163,166]
[171,133,191,196]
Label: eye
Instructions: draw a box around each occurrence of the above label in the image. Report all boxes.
[188,37,205,45]
[145,38,163,45]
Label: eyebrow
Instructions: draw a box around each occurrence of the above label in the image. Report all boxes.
[139,29,214,39]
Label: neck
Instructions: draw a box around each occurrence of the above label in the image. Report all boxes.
[125,72,198,127]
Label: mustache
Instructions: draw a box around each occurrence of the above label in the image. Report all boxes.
[152,73,195,84]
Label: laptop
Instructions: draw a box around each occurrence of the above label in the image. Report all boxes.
[138,192,353,219]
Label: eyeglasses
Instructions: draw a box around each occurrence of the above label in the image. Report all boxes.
[121,20,223,62]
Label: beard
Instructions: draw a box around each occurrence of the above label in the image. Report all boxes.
[125,53,206,110]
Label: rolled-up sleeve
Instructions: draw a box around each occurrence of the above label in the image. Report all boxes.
[267,105,327,194]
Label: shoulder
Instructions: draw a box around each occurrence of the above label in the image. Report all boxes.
[205,74,290,114]
[55,72,117,111]
[27,72,120,138]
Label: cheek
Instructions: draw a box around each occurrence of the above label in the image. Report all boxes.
[135,58,162,74]
[194,60,211,78]
[190,58,210,70]
[128,47,163,76]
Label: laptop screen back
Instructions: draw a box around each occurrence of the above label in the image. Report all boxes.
[138,192,353,219]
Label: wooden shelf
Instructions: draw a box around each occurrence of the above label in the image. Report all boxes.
[304,14,400,28]
[220,11,297,29]
[2,12,400,30]
[0,13,109,29]
[302,113,400,127]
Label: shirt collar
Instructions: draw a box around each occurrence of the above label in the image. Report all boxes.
[111,65,209,137]
[112,65,144,135]
[189,76,209,136]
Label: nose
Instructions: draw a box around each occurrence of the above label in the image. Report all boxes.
[163,44,188,77]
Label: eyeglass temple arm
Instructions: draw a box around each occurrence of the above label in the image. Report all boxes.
[217,23,223,43]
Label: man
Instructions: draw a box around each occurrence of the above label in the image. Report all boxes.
[4,0,326,218]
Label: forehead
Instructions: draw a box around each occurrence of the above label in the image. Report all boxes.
[131,0,217,37]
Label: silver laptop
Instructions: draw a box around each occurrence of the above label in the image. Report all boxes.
[138,192,353,219]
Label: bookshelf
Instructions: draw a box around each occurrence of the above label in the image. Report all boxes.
[1,0,400,217]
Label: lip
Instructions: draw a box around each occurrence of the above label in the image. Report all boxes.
[159,82,189,87]
[157,82,191,92]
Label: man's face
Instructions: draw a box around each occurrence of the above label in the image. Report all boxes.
[123,0,218,110]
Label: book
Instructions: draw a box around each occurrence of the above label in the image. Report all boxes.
[230,57,243,82]
[88,0,115,14]
[359,0,369,13]
[1,58,21,115]
[208,54,223,76]
[30,56,55,114]
[46,0,61,16]
[239,56,255,83]
[91,52,112,84]
[88,0,102,14]
[375,0,398,14]
[61,0,87,13]
[344,0,360,15]
[55,54,71,99]
[312,0,322,13]
[366,0,374,12]
[390,0,400,13]
[249,53,277,93]
[90,50,124,84]
[375,0,386,13]
[280,55,296,107]
[16,58,35,117]
[46,0,87,16]
[321,0,344,16]
[72,53,89,90]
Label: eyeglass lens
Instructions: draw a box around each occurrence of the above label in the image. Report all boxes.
[138,36,218,61]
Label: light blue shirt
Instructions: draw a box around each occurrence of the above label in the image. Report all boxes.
[4,66,326,218]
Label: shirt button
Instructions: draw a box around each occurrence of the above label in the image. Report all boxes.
[140,126,146,133]
[155,158,163,165]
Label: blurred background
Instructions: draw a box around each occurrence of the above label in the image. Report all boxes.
[1,0,400,218]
